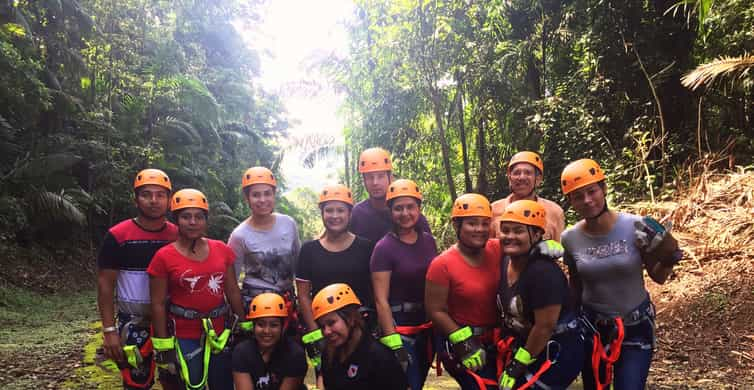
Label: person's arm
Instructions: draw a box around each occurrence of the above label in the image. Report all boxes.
[227,231,245,283]
[552,208,565,242]
[224,264,245,318]
[372,271,396,336]
[523,305,560,357]
[232,372,254,390]
[296,279,317,331]
[279,377,305,390]
[150,276,170,338]
[97,268,123,362]
[563,252,582,307]
[645,259,673,284]
[424,280,459,336]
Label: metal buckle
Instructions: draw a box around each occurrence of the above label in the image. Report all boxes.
[546,340,561,364]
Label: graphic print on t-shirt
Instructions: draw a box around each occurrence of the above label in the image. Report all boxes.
[255,372,278,389]
[179,269,225,295]
[503,295,530,333]
[583,239,629,259]
[242,248,294,290]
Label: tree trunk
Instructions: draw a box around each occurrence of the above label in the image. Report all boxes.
[476,115,488,194]
[430,92,457,201]
[456,73,472,193]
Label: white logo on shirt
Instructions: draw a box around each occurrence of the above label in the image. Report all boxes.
[584,240,629,259]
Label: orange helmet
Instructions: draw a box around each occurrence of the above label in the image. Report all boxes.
[561,159,606,195]
[508,151,543,175]
[358,147,392,173]
[247,293,288,320]
[385,179,422,203]
[500,200,546,230]
[451,193,492,219]
[312,283,361,321]
[242,167,277,189]
[170,189,209,212]
[318,184,353,206]
[134,169,171,191]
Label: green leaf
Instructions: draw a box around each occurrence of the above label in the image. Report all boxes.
[2,23,26,37]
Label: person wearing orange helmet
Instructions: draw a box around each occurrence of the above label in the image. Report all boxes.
[425,193,502,389]
[232,293,307,390]
[295,184,375,388]
[227,167,300,328]
[148,189,246,390]
[490,151,565,242]
[350,147,432,243]
[96,169,180,389]
[559,159,681,390]
[313,283,408,390]
[496,200,583,390]
[370,179,438,389]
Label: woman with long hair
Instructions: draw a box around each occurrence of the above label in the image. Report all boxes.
[313,283,408,389]
[370,179,438,389]
[148,189,245,390]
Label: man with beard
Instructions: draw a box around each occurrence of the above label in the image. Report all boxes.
[97,169,180,389]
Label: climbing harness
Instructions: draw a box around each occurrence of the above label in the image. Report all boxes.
[394,321,439,376]
[118,315,155,389]
[167,303,235,390]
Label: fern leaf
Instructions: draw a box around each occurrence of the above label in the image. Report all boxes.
[681,54,754,90]
[27,191,87,227]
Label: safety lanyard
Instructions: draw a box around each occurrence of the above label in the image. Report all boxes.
[120,337,155,388]
[591,317,625,390]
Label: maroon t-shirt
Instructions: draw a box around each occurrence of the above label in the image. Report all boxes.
[370,232,438,324]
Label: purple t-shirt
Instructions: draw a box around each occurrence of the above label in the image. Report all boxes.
[350,199,432,243]
[370,232,438,324]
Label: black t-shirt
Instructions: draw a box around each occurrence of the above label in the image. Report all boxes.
[296,237,375,307]
[497,255,573,339]
[322,332,408,390]
[231,337,307,390]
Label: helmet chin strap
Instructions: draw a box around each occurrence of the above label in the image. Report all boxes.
[190,238,198,254]
[586,202,609,221]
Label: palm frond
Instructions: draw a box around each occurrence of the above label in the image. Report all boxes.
[12,153,82,179]
[26,190,87,227]
[681,54,754,91]
[210,201,234,216]
[154,117,202,145]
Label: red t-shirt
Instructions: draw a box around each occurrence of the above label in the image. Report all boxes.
[425,239,501,327]
[147,239,236,339]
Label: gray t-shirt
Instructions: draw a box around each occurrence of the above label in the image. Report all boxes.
[228,214,301,295]
[562,212,648,315]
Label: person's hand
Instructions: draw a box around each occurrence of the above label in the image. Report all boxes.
[635,216,682,266]
[152,336,177,375]
[499,347,535,390]
[380,333,411,373]
[449,326,486,372]
[530,240,564,259]
[303,328,325,369]
[102,330,124,363]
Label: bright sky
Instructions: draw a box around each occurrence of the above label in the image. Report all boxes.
[238,0,354,192]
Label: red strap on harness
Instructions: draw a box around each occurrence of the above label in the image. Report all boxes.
[466,368,499,389]
[591,317,625,390]
[395,322,440,376]
[518,358,553,390]
[120,337,155,389]
[495,332,515,378]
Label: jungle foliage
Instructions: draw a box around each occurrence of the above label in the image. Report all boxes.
[329,0,754,231]
[0,0,298,245]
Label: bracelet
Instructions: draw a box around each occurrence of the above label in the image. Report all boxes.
[103,326,118,333]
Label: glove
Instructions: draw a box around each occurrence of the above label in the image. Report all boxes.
[152,336,177,375]
[302,328,325,369]
[448,326,486,372]
[235,320,254,336]
[380,333,411,373]
[634,216,683,266]
[530,240,564,259]
[499,347,536,390]
[122,345,143,369]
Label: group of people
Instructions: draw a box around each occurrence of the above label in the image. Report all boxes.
[97,147,683,390]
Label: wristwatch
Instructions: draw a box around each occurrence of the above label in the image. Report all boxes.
[103,326,118,333]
